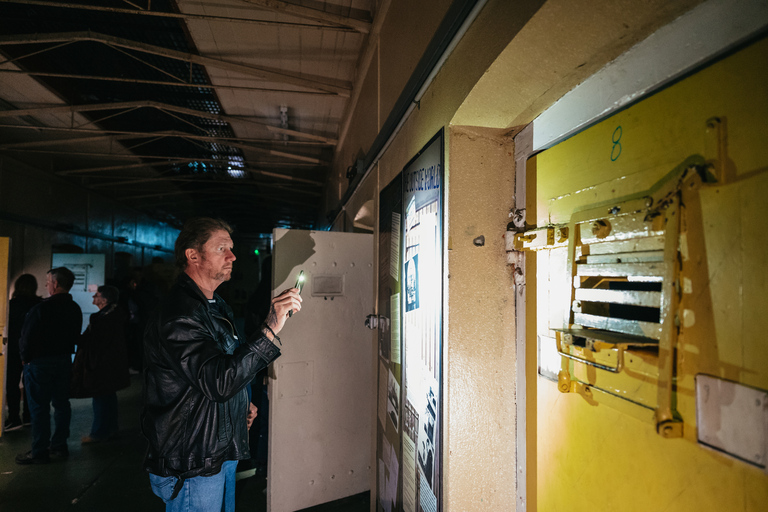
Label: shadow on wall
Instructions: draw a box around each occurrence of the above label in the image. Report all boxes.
[273,230,315,287]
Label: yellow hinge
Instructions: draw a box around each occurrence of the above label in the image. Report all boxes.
[513,226,569,251]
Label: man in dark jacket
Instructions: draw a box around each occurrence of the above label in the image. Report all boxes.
[142,217,301,512]
[15,267,82,465]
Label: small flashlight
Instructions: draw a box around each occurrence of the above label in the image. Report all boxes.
[289,270,305,317]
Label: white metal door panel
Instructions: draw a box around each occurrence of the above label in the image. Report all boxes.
[268,229,373,512]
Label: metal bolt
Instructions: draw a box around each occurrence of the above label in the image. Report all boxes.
[591,219,611,238]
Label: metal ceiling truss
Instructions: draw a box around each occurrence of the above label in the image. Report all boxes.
[0,123,329,147]
[0,0,367,32]
[0,0,354,234]
[54,159,324,186]
[240,0,371,33]
[4,147,325,180]
[0,31,353,96]
[0,69,336,95]
[89,176,321,196]
[121,186,314,207]
[0,100,337,144]
[1,146,323,167]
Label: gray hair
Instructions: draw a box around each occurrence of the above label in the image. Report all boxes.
[98,285,120,305]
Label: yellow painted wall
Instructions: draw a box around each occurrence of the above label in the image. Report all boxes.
[529,37,768,512]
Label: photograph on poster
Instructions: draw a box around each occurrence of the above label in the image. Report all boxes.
[378,436,399,512]
[405,254,420,312]
[387,370,400,431]
[419,472,438,512]
[390,212,401,280]
[390,293,401,364]
[378,360,389,429]
[403,400,419,512]
[417,386,437,488]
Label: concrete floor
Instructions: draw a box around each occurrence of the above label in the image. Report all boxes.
[0,375,369,512]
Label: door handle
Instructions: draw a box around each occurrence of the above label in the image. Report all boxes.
[365,314,390,330]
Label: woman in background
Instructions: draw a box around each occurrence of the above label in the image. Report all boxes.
[4,274,42,431]
[73,285,130,443]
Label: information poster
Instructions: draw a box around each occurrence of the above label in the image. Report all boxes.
[377,175,403,511]
[402,130,443,512]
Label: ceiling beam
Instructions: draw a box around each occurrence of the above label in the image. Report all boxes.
[56,159,324,186]
[0,0,354,31]
[0,68,336,95]
[240,0,371,34]
[0,147,326,171]
[89,176,321,196]
[134,195,317,214]
[0,31,352,96]
[0,124,329,148]
[0,100,337,144]
[57,158,197,175]
[0,141,326,165]
[0,129,329,151]
[119,188,313,207]
[79,169,323,187]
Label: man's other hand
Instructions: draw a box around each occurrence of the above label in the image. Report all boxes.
[247,403,258,430]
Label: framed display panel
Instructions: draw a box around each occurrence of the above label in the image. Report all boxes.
[401,129,444,512]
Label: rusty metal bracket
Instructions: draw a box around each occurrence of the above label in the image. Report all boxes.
[555,332,626,374]
[653,195,684,438]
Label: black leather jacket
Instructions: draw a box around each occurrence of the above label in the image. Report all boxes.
[141,273,280,480]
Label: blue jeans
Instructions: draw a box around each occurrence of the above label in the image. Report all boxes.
[149,460,237,512]
[91,392,118,439]
[23,355,72,456]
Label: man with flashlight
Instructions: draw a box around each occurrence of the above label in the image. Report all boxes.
[141,217,301,512]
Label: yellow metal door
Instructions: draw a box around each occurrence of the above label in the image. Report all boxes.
[523,38,768,511]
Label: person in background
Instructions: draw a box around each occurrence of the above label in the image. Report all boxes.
[3,274,43,432]
[16,267,82,465]
[73,285,130,443]
[142,217,301,512]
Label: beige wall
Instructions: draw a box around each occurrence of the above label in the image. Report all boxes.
[444,126,517,509]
